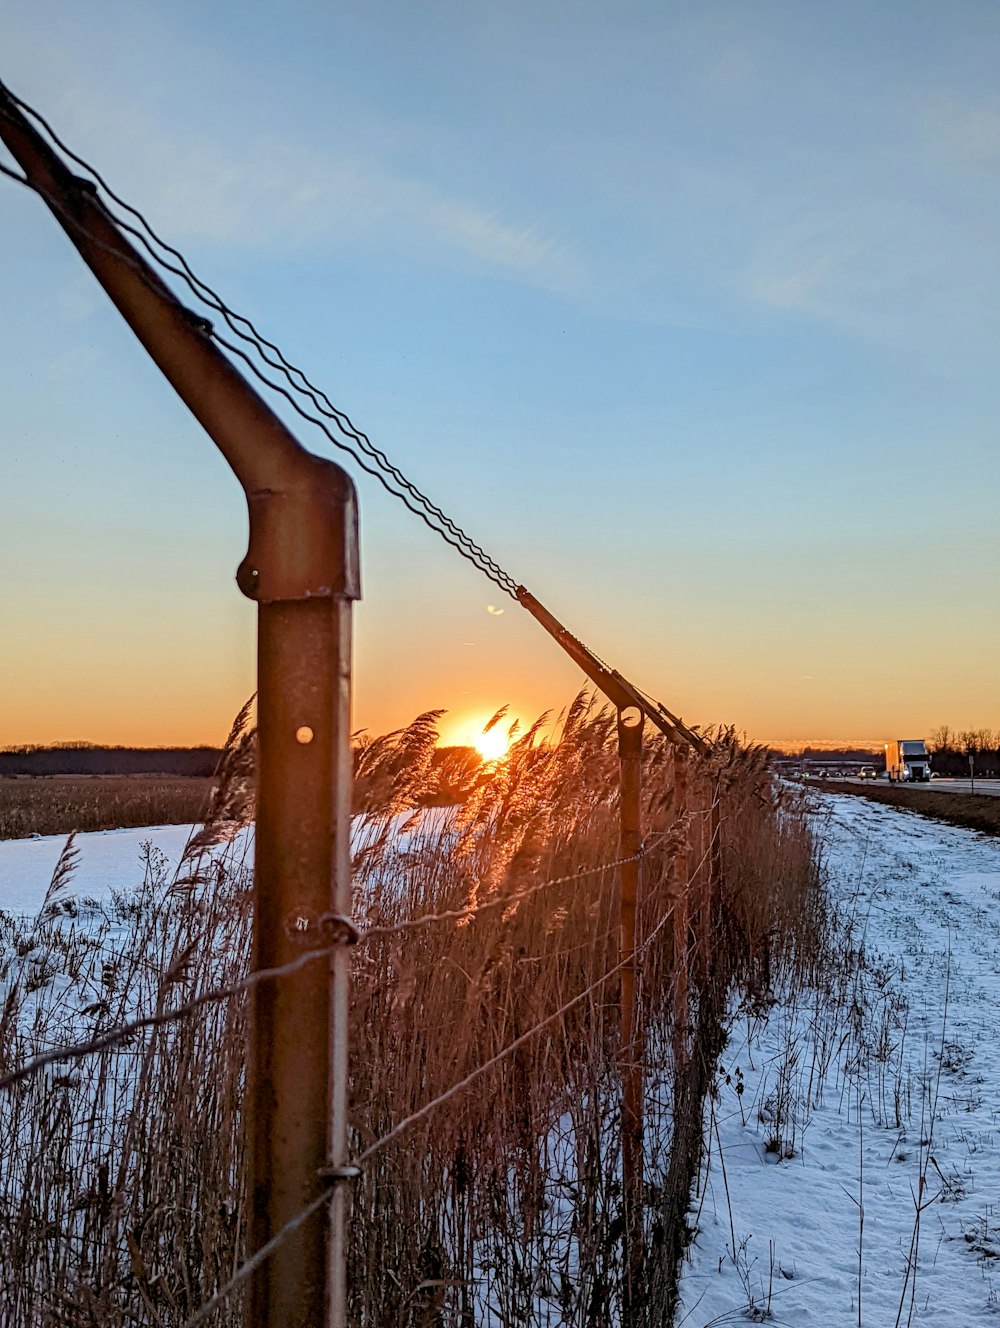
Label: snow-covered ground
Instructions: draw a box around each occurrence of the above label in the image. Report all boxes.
[680,791,1000,1326]
[6,793,1000,1325]
[0,824,199,917]
[0,805,457,921]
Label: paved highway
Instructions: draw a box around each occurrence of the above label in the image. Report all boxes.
[844,777,1000,799]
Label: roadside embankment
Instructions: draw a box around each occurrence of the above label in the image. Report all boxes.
[822,779,1000,836]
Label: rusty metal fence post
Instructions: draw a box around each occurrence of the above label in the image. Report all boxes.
[671,746,690,1063]
[617,706,644,1324]
[0,91,362,1327]
[252,586,358,1327]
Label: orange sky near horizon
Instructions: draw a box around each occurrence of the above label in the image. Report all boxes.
[3,577,994,754]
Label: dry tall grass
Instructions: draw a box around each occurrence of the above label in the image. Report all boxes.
[0,776,214,841]
[0,694,821,1326]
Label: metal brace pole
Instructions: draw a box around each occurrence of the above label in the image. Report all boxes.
[0,89,360,1327]
[617,706,644,1325]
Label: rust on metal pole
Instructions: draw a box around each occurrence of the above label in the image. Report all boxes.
[617,706,644,1324]
[0,87,360,1328]
[671,745,690,1062]
[254,595,356,1328]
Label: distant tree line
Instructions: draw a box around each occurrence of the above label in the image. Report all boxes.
[791,746,881,763]
[0,746,223,777]
[927,726,1000,777]
[0,741,485,804]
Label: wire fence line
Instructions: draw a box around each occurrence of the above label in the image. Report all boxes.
[0,746,725,1311]
[0,141,516,598]
[0,844,651,1095]
[0,79,712,744]
[0,773,727,1326]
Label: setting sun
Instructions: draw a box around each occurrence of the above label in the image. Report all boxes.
[473,727,510,762]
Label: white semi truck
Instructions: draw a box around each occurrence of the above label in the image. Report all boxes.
[884,739,931,783]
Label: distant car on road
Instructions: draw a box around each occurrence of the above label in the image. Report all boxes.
[859,766,877,781]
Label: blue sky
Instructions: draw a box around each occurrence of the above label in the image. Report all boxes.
[2,1,999,748]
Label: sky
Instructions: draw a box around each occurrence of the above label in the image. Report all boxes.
[2,1,999,751]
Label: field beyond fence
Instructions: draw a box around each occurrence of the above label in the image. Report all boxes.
[0,775,215,842]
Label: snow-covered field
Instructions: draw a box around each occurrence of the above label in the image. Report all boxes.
[0,824,199,917]
[5,792,1000,1325]
[680,791,1000,1326]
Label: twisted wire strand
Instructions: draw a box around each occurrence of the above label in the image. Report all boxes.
[0,936,352,1094]
[0,142,194,320]
[0,80,518,596]
[3,81,742,1328]
[90,200,517,593]
[0,138,516,593]
[363,847,644,937]
[110,220,516,590]
[2,90,702,704]
[212,329,515,592]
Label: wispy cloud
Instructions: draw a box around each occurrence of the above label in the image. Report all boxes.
[926,99,1000,166]
[45,83,578,290]
[45,343,100,381]
[735,109,1000,359]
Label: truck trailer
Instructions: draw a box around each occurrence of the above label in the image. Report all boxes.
[884,739,931,783]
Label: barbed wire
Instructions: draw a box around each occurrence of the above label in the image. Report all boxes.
[359,846,644,938]
[2,787,709,1092]
[210,329,515,592]
[357,823,686,942]
[95,230,519,593]
[356,876,683,1159]
[0,134,220,341]
[0,77,777,1328]
[0,932,351,1094]
[0,143,518,597]
[180,1182,331,1328]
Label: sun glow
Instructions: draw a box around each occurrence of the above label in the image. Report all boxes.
[473,727,511,762]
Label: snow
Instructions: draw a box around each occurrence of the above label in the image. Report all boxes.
[679,791,1000,1326]
[6,793,1000,1324]
[0,824,199,917]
